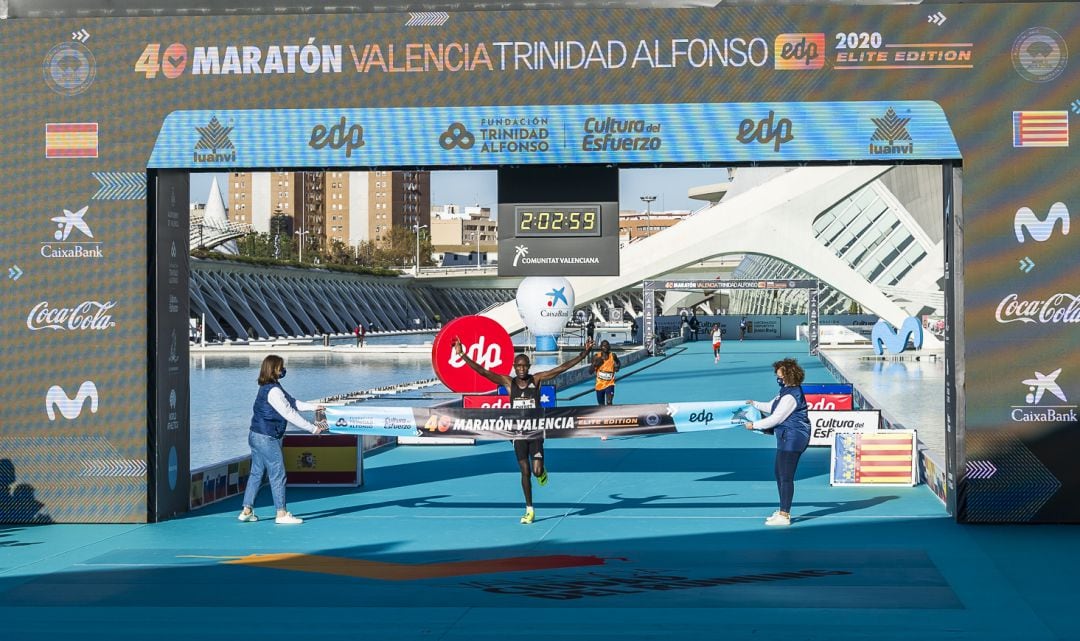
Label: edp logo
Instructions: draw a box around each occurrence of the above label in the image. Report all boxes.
[736,111,793,152]
[774,33,826,70]
[449,336,505,370]
[688,410,714,425]
[309,117,365,158]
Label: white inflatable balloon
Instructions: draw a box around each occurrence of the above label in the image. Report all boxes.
[516,276,575,352]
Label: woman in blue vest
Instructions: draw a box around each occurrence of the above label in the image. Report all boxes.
[744,357,810,527]
[237,355,326,525]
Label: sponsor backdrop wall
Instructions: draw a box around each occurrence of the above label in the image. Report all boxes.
[0,5,1076,522]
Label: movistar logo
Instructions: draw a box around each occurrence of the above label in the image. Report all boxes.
[1014,202,1070,243]
[45,381,99,421]
[871,317,924,355]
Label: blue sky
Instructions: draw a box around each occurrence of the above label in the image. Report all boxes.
[190,167,728,214]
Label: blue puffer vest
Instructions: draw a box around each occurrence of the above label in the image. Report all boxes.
[250,382,298,439]
[773,385,810,437]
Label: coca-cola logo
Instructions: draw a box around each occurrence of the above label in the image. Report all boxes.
[27,300,117,331]
[431,315,514,393]
[995,293,1080,324]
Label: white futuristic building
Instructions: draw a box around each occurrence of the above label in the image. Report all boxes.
[484,165,945,347]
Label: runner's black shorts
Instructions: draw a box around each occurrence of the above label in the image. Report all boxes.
[513,438,544,461]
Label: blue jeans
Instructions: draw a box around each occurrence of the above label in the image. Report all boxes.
[242,431,287,511]
[774,427,810,513]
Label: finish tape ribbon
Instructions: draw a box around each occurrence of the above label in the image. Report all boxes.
[323,400,761,440]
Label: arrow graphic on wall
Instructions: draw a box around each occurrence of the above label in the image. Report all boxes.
[92,172,146,200]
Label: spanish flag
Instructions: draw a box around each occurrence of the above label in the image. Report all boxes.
[46,122,98,158]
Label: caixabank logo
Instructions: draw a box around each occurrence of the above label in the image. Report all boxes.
[42,205,103,259]
[1013,368,1077,423]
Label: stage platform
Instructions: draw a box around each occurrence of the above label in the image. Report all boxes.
[1,340,1074,640]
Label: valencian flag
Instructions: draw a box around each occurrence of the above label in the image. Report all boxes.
[45,122,99,158]
[830,430,917,486]
[1012,111,1069,148]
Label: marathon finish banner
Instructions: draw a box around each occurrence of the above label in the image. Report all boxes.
[2,5,1079,523]
[324,401,761,440]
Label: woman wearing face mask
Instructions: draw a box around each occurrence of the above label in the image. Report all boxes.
[744,358,810,526]
[237,354,327,525]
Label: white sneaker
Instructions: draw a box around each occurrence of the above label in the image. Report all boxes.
[237,511,258,522]
[275,512,303,525]
[764,513,791,526]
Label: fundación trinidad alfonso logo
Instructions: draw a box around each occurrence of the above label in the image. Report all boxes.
[869,108,913,155]
[193,116,236,163]
[1011,27,1068,83]
[440,122,475,150]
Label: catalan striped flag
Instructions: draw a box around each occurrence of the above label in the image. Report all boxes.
[1012,111,1069,148]
[832,431,916,486]
[45,122,98,158]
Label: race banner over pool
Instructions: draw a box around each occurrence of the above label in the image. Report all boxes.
[324,401,761,440]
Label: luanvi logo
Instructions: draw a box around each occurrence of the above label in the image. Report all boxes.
[1014,202,1070,243]
[440,122,475,150]
[45,381,99,421]
[309,117,365,157]
[1013,368,1077,423]
[869,108,914,155]
[42,205,103,259]
[736,111,793,151]
[193,116,236,163]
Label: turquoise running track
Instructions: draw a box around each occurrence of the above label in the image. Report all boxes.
[1,340,1076,640]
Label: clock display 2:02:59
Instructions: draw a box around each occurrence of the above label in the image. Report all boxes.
[514,205,601,237]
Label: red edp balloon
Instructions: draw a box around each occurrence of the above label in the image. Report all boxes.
[431,315,515,393]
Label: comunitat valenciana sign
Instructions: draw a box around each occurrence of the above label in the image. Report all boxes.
[431,316,514,393]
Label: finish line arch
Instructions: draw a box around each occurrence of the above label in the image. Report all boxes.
[6,5,1080,525]
[642,279,821,355]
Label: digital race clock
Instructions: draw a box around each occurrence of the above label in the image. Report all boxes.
[514,204,601,237]
[498,201,619,277]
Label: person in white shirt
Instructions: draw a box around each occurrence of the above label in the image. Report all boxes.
[711,325,723,363]
[744,358,811,526]
[237,355,327,525]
